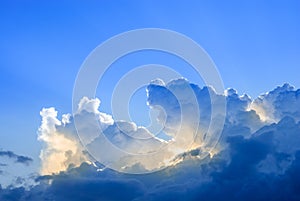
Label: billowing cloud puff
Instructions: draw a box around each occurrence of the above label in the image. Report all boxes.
[38,107,88,175]
[4,81,299,201]
[250,83,300,123]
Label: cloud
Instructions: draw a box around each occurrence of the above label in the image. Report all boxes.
[0,150,33,166]
[250,83,300,123]
[38,107,89,175]
[2,81,300,200]
[37,80,300,175]
[38,78,225,174]
[0,150,35,189]
[1,121,300,201]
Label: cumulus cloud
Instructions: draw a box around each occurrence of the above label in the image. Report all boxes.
[250,83,300,123]
[38,108,88,175]
[3,81,300,200]
[38,78,224,174]
[37,80,300,175]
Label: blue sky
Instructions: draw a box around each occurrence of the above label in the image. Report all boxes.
[0,0,300,195]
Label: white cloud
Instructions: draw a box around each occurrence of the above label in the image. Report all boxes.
[38,79,226,174]
[250,83,300,123]
[37,80,300,176]
[38,108,88,175]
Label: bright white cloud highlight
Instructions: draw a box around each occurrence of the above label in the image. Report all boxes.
[38,108,88,175]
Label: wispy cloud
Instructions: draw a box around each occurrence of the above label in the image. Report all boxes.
[0,150,33,166]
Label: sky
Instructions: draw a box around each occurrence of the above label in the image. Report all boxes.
[0,1,300,200]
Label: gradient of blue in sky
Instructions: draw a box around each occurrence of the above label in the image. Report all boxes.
[0,1,300,174]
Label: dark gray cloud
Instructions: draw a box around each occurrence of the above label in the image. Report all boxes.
[0,150,33,166]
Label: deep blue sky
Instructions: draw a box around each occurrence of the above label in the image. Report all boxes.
[0,0,300,175]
